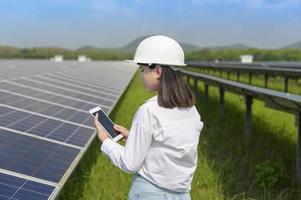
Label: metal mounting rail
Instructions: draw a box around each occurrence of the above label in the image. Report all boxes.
[187,61,301,69]
[186,61,301,92]
[180,68,301,184]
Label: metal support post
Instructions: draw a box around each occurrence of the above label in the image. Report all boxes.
[249,73,252,84]
[264,73,268,88]
[284,77,289,93]
[187,77,190,85]
[245,95,253,139]
[227,71,230,79]
[204,83,209,103]
[219,87,225,118]
[194,78,198,90]
[237,71,240,82]
[297,111,301,185]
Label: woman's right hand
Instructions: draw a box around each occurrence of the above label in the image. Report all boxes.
[113,124,129,141]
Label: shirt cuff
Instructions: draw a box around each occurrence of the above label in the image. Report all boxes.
[100,138,116,156]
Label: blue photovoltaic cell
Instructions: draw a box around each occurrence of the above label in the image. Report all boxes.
[47,123,78,141]
[8,98,36,108]
[0,91,92,126]
[0,91,10,99]
[28,118,62,137]
[0,82,19,91]
[66,127,95,147]
[40,105,63,116]
[0,129,79,183]
[12,79,114,107]
[31,76,117,100]
[44,74,120,95]
[0,172,55,200]
[0,106,94,147]
[0,107,13,116]
[68,112,91,125]
[24,102,51,112]
[0,95,20,105]
[71,101,94,110]
[54,108,76,119]
[84,119,95,127]
[0,111,28,127]
[7,115,45,132]
[0,82,97,111]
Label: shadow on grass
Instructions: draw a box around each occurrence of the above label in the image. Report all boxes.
[191,82,300,199]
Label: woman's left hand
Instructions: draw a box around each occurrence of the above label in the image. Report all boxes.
[94,113,109,142]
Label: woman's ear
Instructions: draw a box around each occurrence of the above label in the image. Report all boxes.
[154,65,162,79]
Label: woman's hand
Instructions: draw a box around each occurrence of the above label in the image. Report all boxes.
[113,124,129,141]
[94,113,109,142]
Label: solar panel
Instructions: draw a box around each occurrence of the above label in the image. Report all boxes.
[0,172,56,200]
[0,60,137,200]
[0,105,94,147]
[0,81,103,112]
[8,79,114,106]
[31,76,118,100]
[0,129,79,182]
[44,73,121,95]
[46,73,122,95]
[0,92,93,127]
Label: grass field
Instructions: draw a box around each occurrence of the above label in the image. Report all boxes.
[58,70,300,200]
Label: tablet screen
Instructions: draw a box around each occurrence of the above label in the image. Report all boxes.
[92,110,120,138]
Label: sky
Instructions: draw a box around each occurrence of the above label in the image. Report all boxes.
[0,0,300,49]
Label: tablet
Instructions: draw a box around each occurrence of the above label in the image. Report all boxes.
[89,106,123,142]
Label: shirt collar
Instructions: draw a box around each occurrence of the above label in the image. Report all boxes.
[145,95,158,103]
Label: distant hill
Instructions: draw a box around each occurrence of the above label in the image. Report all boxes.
[208,43,252,50]
[77,37,257,53]
[181,43,201,52]
[282,41,301,49]
[119,36,148,52]
[77,45,100,51]
[119,36,201,52]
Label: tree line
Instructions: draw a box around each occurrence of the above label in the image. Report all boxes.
[1,46,301,61]
[0,46,132,60]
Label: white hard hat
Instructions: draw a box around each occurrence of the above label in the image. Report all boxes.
[126,35,186,66]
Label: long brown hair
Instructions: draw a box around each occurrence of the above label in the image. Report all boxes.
[156,65,195,108]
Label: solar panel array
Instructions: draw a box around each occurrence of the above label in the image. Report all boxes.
[0,60,137,200]
[186,61,301,78]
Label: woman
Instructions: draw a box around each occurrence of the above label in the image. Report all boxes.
[95,35,203,200]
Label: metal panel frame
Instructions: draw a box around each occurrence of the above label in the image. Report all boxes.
[187,61,301,93]
[180,68,301,184]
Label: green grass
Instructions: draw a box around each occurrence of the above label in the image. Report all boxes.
[58,70,300,200]
[189,79,299,199]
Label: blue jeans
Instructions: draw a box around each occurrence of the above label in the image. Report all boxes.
[128,174,191,200]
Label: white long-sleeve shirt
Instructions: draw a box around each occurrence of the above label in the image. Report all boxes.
[101,96,203,192]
